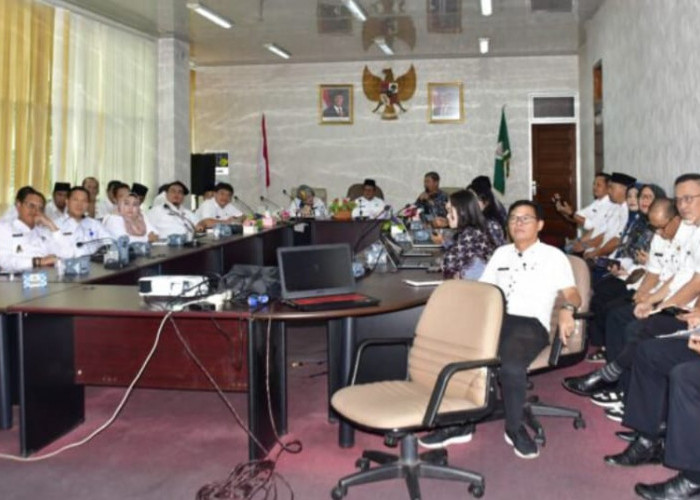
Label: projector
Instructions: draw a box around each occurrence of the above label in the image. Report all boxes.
[138,275,210,298]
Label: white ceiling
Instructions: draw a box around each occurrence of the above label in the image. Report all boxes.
[55,0,605,66]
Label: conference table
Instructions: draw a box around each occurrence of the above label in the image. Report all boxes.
[0,219,438,459]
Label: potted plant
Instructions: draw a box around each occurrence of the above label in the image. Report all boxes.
[328,198,357,220]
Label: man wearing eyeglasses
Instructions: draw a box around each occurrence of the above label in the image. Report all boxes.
[420,200,580,459]
[0,186,73,272]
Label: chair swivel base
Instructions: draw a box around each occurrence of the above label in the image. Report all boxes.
[331,434,484,500]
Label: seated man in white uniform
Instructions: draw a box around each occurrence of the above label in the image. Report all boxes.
[419,200,581,460]
[147,181,201,237]
[555,172,611,229]
[45,182,71,223]
[103,192,159,243]
[56,186,112,256]
[0,186,73,272]
[196,182,243,229]
[287,185,328,219]
[351,178,388,219]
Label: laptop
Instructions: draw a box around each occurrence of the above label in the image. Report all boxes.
[380,234,438,271]
[407,230,443,249]
[277,243,380,311]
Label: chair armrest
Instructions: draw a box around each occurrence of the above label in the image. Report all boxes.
[350,337,414,385]
[421,357,501,427]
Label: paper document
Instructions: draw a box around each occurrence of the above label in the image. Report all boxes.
[403,279,443,287]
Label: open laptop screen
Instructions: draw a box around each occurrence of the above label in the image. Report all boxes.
[277,243,356,299]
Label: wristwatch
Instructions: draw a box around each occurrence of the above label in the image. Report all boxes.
[561,302,577,313]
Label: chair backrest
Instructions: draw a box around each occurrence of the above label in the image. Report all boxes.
[441,186,463,196]
[346,183,385,201]
[408,280,503,407]
[529,254,591,371]
[290,186,327,204]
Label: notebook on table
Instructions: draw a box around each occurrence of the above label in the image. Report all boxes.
[277,243,379,311]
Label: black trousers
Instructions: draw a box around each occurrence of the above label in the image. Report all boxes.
[589,276,632,347]
[624,338,700,474]
[498,314,550,432]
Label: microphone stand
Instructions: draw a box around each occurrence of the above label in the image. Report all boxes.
[233,196,257,216]
[259,195,283,212]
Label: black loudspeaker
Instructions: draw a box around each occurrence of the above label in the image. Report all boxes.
[191,154,216,196]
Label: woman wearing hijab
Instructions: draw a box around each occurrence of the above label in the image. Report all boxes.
[103,192,159,243]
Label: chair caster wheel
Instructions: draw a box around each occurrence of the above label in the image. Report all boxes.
[469,484,485,498]
[331,485,347,499]
[355,457,370,471]
[574,417,586,429]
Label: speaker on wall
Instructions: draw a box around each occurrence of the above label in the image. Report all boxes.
[191,153,216,196]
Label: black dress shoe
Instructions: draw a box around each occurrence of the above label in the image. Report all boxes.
[604,436,663,467]
[616,430,639,443]
[562,371,615,397]
[635,473,700,500]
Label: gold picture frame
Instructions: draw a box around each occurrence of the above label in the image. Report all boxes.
[319,84,353,125]
[428,82,464,123]
[426,0,462,33]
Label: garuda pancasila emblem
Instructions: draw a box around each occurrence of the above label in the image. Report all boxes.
[362,65,416,120]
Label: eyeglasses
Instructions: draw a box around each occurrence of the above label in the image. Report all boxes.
[508,215,537,225]
[21,200,43,211]
[675,194,700,205]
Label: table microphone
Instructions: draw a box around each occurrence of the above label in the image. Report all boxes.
[352,205,391,255]
[260,195,283,211]
[77,236,130,268]
[233,195,257,216]
[282,189,295,200]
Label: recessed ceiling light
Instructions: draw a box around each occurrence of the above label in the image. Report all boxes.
[342,0,368,22]
[480,0,493,16]
[374,37,394,56]
[264,43,291,60]
[479,37,490,54]
[187,2,233,29]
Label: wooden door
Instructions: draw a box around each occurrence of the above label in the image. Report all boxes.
[531,124,577,246]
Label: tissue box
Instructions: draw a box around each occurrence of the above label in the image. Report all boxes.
[22,271,48,289]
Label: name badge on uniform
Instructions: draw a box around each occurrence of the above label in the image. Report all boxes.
[63,232,73,236]
[12,233,22,238]
[497,267,509,271]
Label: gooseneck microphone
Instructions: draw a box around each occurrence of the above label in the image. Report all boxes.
[352,204,392,255]
[233,195,257,216]
[282,189,295,200]
[165,205,197,234]
[259,195,283,211]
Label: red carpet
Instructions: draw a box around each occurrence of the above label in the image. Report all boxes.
[0,327,672,499]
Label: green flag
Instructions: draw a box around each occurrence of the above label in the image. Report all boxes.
[493,108,511,195]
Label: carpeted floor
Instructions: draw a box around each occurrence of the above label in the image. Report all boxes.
[0,326,672,500]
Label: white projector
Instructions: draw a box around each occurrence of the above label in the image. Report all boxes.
[138,275,210,298]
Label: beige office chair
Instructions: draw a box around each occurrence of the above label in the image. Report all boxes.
[290,186,327,204]
[441,186,463,196]
[346,183,385,201]
[330,280,504,499]
[522,255,590,443]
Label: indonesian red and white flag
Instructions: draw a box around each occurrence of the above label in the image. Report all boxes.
[257,114,270,193]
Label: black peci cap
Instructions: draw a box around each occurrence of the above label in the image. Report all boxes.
[53,182,71,193]
[610,172,637,187]
[131,182,149,198]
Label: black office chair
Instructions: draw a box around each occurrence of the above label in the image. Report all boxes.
[330,280,504,499]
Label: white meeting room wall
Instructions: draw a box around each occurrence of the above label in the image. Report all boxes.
[193,55,578,212]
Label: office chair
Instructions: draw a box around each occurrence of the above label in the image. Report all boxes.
[346,183,385,201]
[521,255,591,444]
[330,280,504,499]
[290,186,328,204]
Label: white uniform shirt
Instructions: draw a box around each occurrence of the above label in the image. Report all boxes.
[0,219,72,272]
[147,203,198,237]
[103,214,158,244]
[44,201,67,223]
[646,223,695,286]
[151,192,167,208]
[95,198,115,220]
[351,196,388,219]
[590,202,629,244]
[577,195,612,232]
[1,205,18,223]
[57,215,113,257]
[660,223,699,303]
[287,198,328,219]
[480,241,575,329]
[195,198,243,221]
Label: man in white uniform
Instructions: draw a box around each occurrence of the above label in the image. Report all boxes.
[351,179,388,219]
[147,181,200,237]
[0,187,72,272]
[44,182,71,223]
[196,182,243,229]
[56,187,112,257]
[555,172,611,229]
[420,200,580,459]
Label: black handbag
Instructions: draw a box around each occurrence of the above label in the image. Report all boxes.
[221,264,281,301]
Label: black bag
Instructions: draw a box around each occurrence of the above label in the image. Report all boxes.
[222,264,281,301]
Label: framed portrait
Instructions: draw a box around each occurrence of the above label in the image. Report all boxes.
[316,1,352,34]
[426,0,462,33]
[428,82,464,123]
[319,84,353,124]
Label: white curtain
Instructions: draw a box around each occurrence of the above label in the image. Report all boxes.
[51,8,157,199]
